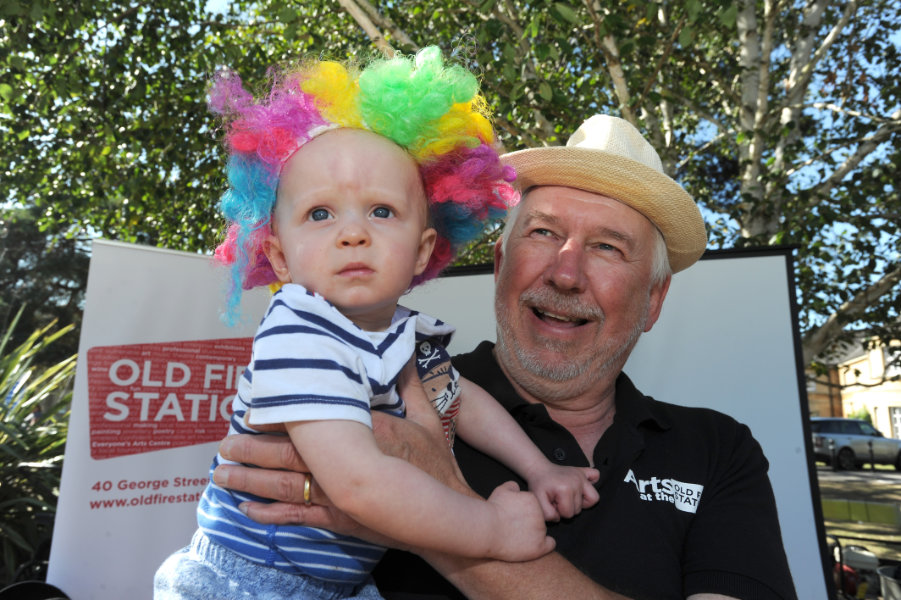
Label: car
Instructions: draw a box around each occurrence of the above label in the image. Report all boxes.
[810,417,901,470]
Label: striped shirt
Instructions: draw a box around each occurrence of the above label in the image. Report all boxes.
[198,284,458,584]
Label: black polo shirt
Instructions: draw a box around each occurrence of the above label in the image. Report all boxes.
[374,342,797,600]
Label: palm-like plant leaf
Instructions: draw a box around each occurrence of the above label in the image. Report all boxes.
[0,307,75,585]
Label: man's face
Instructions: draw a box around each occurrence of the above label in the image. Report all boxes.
[493,186,670,403]
[266,129,436,331]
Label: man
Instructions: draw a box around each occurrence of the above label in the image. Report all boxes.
[213,115,798,599]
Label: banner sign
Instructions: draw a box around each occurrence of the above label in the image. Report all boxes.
[48,241,269,600]
[87,338,250,459]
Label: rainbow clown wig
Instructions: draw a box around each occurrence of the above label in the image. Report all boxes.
[209,46,518,324]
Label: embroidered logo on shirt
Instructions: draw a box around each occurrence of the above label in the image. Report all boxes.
[623,469,704,513]
[415,339,461,445]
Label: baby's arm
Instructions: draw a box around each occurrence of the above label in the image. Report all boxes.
[455,377,600,521]
[285,418,555,562]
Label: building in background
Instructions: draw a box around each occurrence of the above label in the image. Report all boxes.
[838,341,901,438]
[808,340,901,437]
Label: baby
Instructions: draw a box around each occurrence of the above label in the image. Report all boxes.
[155,47,598,600]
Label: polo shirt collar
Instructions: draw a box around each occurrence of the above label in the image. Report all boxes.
[463,341,672,433]
[613,372,673,432]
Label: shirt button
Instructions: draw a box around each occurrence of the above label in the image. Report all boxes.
[553,448,567,461]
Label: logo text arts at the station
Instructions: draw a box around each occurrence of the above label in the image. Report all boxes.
[623,468,704,514]
[87,338,252,459]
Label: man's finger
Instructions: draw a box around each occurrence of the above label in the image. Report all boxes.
[218,434,308,472]
[243,408,287,433]
[237,501,332,526]
[213,464,325,505]
[237,501,402,549]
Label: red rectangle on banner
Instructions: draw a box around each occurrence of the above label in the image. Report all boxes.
[87,338,252,459]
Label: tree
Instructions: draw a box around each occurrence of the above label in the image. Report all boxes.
[327,0,901,373]
[1,0,898,373]
[0,0,366,352]
[0,207,88,364]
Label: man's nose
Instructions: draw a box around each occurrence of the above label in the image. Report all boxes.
[545,240,586,292]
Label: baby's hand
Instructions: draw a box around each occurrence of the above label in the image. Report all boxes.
[485,481,556,561]
[527,464,600,521]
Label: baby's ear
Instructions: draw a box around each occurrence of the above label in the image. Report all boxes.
[414,227,438,276]
[263,234,292,283]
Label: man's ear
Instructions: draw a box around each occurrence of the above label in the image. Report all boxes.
[263,232,292,283]
[493,238,504,280]
[413,227,438,276]
[643,274,671,333]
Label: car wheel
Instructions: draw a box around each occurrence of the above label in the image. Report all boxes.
[837,448,856,471]
[895,453,901,471]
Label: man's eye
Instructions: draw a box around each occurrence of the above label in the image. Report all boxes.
[372,206,393,218]
[310,208,330,221]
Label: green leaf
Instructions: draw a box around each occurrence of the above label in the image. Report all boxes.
[719,4,738,28]
[8,55,26,72]
[0,1,24,17]
[685,0,702,22]
[553,3,580,25]
[278,7,296,22]
[29,0,44,20]
[539,81,553,101]
[529,15,540,38]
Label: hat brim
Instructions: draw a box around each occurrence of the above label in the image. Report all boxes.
[501,146,707,273]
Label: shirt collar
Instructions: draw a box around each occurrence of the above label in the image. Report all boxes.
[612,372,672,432]
[458,341,672,433]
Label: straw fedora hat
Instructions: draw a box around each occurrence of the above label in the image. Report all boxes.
[501,115,707,273]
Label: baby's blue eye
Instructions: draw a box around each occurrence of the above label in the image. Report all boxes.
[372,206,393,218]
[310,208,330,221]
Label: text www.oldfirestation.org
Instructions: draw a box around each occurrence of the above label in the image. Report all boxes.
[88,476,206,510]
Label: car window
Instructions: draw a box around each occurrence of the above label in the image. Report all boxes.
[860,423,881,436]
[810,422,822,433]
[839,421,862,435]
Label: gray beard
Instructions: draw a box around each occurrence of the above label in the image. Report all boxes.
[494,287,647,399]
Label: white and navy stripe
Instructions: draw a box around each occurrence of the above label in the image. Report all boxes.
[198,284,456,584]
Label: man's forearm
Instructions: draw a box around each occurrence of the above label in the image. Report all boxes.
[374,412,627,598]
[421,548,630,600]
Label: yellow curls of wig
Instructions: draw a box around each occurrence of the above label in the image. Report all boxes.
[413,98,494,160]
[299,61,364,129]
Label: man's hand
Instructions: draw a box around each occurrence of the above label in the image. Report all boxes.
[214,434,314,517]
[215,434,404,546]
[376,358,466,489]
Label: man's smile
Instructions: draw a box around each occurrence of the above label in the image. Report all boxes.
[531,306,589,326]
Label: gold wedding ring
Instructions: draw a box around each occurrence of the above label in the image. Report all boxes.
[303,474,312,506]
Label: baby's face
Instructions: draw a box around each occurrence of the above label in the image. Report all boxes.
[266,128,436,331]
